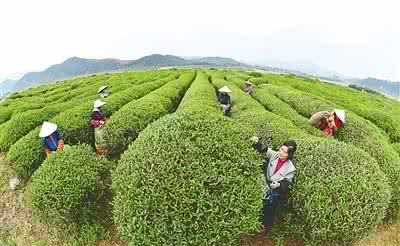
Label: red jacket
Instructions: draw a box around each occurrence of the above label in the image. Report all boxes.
[322,116,343,137]
[90,110,106,128]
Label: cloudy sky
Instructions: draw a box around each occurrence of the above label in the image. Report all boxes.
[0,0,399,80]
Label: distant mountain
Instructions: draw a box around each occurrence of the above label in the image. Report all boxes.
[7,54,399,99]
[181,56,202,60]
[350,77,400,97]
[14,57,129,91]
[0,79,18,96]
[0,72,25,96]
[188,57,244,66]
[0,72,25,82]
[129,55,190,68]
[254,59,344,79]
[253,59,400,98]
[7,54,249,93]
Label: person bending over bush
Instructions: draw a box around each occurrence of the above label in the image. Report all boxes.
[243,80,253,95]
[90,99,110,155]
[217,86,232,116]
[39,121,64,156]
[310,109,345,137]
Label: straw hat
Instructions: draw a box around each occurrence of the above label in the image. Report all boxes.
[97,85,108,94]
[39,121,58,137]
[94,99,107,108]
[333,109,345,123]
[218,86,232,93]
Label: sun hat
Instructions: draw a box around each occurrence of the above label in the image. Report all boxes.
[39,121,58,137]
[218,86,232,93]
[94,99,107,108]
[333,109,345,123]
[97,85,108,94]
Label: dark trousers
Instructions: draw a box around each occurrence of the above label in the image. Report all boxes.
[222,104,232,116]
[261,191,286,226]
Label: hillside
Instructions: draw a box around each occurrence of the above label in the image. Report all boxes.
[351,77,400,97]
[5,55,249,94]
[0,79,17,96]
[4,55,397,101]
[189,56,244,66]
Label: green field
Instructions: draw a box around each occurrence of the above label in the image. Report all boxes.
[1,69,400,245]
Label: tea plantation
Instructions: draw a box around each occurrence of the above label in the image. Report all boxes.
[0,69,399,245]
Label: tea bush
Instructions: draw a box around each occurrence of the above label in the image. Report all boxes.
[6,74,179,176]
[264,84,400,214]
[0,101,79,151]
[31,145,108,223]
[209,73,391,244]
[112,113,263,245]
[266,74,400,142]
[177,72,220,115]
[105,72,195,156]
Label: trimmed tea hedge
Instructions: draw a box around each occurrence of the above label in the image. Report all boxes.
[0,69,398,245]
[209,71,305,143]
[264,84,400,214]
[177,72,221,116]
[0,74,108,126]
[6,74,178,177]
[105,70,171,92]
[51,74,176,145]
[7,128,45,177]
[225,73,268,86]
[289,138,390,244]
[105,71,195,156]
[0,101,80,152]
[250,84,328,137]
[31,145,108,223]
[393,143,400,155]
[0,106,15,125]
[107,71,195,129]
[209,72,391,244]
[102,73,179,115]
[112,112,263,245]
[0,71,153,125]
[264,74,400,143]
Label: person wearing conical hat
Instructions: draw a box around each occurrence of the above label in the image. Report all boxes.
[98,85,110,98]
[90,99,110,155]
[310,109,346,137]
[39,121,65,156]
[90,100,108,129]
[218,86,232,116]
[243,80,253,95]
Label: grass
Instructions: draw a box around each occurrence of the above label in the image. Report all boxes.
[0,153,72,246]
[354,224,400,246]
[240,223,400,246]
[0,153,126,246]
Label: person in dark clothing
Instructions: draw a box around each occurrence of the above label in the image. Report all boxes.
[217,86,232,116]
[251,136,297,234]
[90,100,109,155]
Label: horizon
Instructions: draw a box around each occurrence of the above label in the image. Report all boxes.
[1,54,399,84]
[0,0,399,81]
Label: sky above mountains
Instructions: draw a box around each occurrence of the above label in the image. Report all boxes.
[0,0,398,81]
